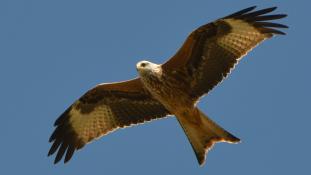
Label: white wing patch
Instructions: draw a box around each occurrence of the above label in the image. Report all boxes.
[69,102,116,143]
[68,100,171,145]
[217,19,270,57]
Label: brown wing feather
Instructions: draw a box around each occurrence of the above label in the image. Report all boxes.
[48,78,170,164]
[162,6,287,99]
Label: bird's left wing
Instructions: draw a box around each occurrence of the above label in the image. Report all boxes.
[48,78,170,164]
[162,6,287,100]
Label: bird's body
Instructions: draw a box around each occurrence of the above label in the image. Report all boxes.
[137,61,192,112]
[136,60,240,165]
[48,6,287,166]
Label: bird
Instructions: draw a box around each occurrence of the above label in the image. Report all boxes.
[48,6,287,166]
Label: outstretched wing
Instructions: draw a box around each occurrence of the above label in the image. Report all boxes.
[162,6,287,100]
[48,78,170,164]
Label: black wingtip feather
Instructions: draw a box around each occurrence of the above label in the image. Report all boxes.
[224,6,288,35]
[54,142,69,164]
[241,6,277,18]
[49,124,67,142]
[225,6,257,18]
[48,139,62,156]
[49,129,58,142]
[254,22,288,28]
[252,14,287,21]
[54,107,71,126]
[260,28,287,35]
[48,107,81,164]
[64,145,76,163]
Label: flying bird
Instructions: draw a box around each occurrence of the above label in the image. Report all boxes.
[48,6,287,166]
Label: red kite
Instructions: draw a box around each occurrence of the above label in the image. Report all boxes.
[48,6,287,166]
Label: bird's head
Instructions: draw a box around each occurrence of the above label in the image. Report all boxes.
[136,60,162,76]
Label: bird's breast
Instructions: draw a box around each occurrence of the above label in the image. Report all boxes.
[140,70,194,113]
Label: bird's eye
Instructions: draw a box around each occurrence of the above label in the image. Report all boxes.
[141,62,147,67]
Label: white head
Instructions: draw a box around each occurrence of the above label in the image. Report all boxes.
[136,60,162,76]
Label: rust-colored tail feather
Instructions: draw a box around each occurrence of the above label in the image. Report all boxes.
[177,108,240,166]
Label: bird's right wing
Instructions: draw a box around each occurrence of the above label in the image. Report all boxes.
[162,6,287,100]
[48,78,170,164]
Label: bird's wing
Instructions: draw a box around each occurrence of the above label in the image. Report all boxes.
[48,78,170,164]
[162,6,287,99]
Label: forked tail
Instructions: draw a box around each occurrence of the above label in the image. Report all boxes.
[177,108,240,166]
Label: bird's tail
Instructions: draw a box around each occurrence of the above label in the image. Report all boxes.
[177,108,240,166]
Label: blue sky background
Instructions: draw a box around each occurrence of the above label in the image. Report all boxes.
[0,0,310,174]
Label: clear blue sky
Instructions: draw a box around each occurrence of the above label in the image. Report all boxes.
[0,0,309,174]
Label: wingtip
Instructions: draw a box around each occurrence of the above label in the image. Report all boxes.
[54,152,64,164]
[269,6,278,11]
[48,135,54,143]
[224,6,257,19]
[278,14,288,18]
[262,28,287,35]
[260,6,278,14]
[240,5,257,12]
[54,159,61,164]
[278,31,287,35]
[64,145,75,163]
[248,5,257,10]
[47,152,52,157]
